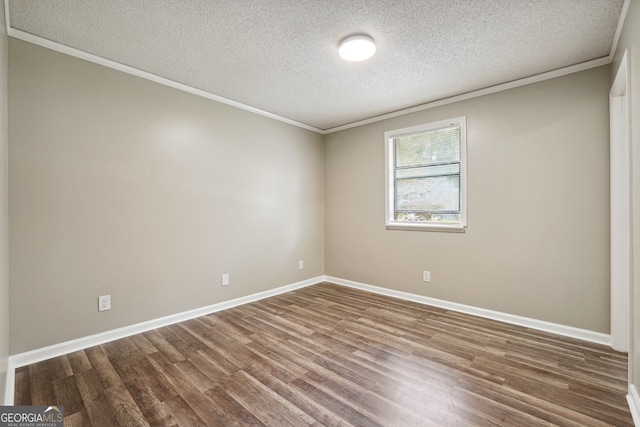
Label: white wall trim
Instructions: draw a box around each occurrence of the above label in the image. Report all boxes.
[1,0,9,408]
[3,15,612,136]
[4,28,324,135]
[628,384,640,426]
[4,275,615,404]
[3,362,12,406]
[3,275,324,405]
[323,57,610,134]
[610,48,632,353]
[325,276,612,346]
[2,0,8,37]
[610,0,632,61]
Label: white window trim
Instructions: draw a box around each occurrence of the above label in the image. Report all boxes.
[384,117,467,232]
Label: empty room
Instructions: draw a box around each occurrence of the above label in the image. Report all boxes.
[1,0,640,426]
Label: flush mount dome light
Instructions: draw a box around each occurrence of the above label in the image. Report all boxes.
[339,34,376,61]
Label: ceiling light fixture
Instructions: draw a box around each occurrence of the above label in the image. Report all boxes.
[339,34,376,62]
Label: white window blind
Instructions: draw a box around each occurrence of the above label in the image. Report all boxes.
[385,117,466,230]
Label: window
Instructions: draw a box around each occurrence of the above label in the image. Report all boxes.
[385,117,467,231]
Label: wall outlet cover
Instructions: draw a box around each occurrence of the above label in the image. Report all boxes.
[98,295,111,312]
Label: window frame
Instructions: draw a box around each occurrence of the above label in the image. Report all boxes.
[384,116,467,232]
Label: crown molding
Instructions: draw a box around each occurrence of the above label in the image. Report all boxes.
[3,2,626,135]
[5,26,324,135]
[323,56,610,134]
[609,0,631,61]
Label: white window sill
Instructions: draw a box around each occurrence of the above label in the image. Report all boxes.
[386,223,466,233]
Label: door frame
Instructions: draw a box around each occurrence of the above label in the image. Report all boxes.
[610,49,632,354]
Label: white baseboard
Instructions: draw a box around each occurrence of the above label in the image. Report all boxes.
[324,276,611,346]
[4,274,615,406]
[3,275,324,405]
[628,384,640,426]
[3,362,13,406]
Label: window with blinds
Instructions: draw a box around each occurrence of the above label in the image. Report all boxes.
[385,117,467,230]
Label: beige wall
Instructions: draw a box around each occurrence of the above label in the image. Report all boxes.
[8,39,325,353]
[613,0,640,393]
[0,2,9,404]
[325,66,611,333]
[5,19,618,356]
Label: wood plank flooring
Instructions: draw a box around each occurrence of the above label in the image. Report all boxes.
[15,282,634,426]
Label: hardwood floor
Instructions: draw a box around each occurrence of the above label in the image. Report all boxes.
[15,282,634,426]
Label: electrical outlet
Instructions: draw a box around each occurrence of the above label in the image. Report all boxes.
[423,271,431,282]
[98,295,111,312]
[298,260,304,270]
[221,273,230,286]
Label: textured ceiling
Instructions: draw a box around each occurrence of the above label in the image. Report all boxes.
[6,0,626,132]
